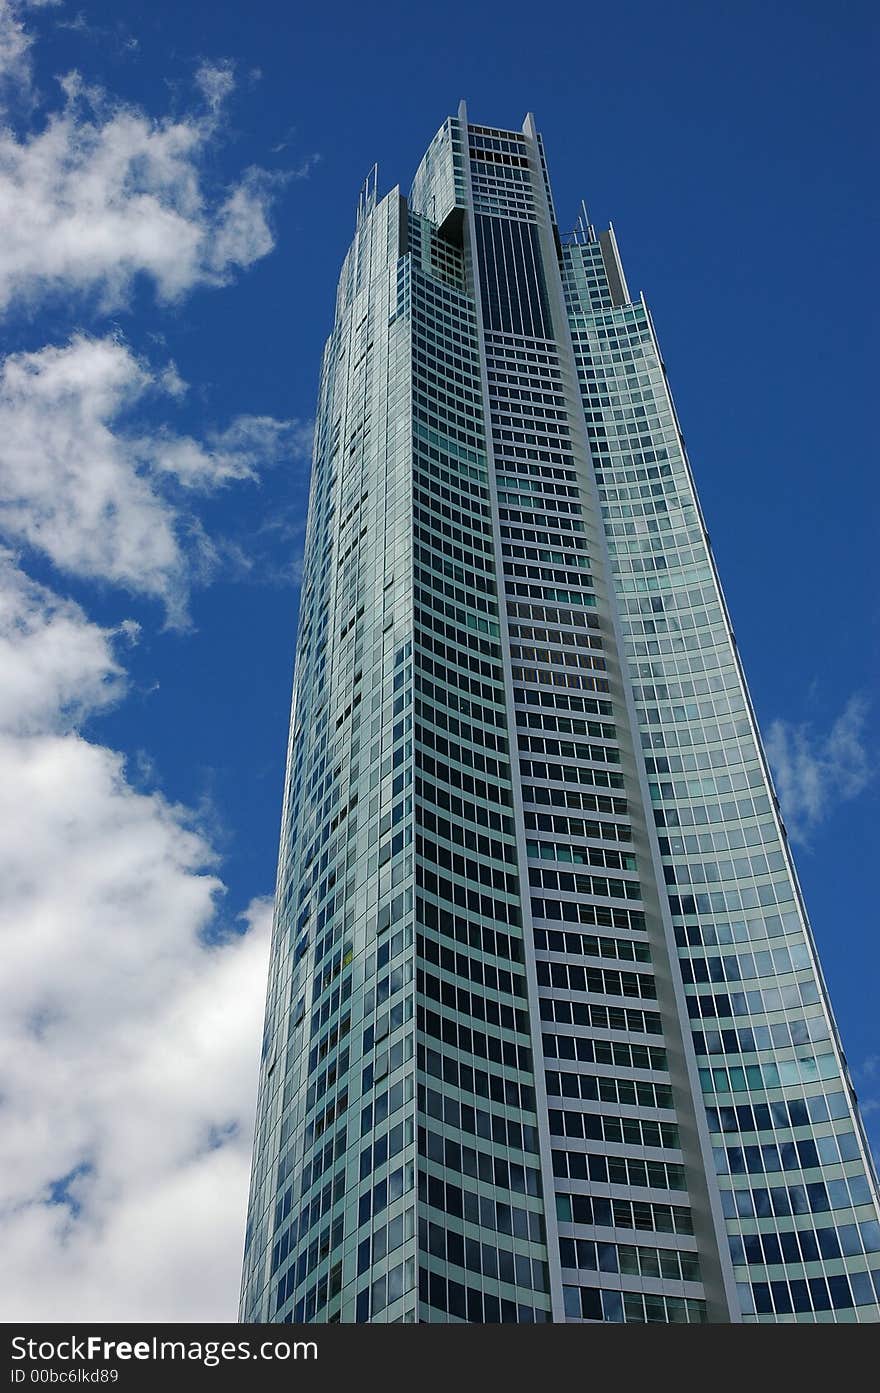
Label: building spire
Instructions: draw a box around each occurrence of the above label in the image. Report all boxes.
[356,163,379,229]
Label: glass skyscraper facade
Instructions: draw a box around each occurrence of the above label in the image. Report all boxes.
[240,105,880,1324]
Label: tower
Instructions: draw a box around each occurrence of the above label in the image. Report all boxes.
[240,107,880,1323]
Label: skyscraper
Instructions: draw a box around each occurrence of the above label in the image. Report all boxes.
[240,105,880,1324]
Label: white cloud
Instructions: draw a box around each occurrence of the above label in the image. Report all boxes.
[207,166,276,275]
[0,5,294,1322]
[0,49,281,314]
[195,59,235,114]
[0,0,33,95]
[765,693,874,843]
[158,360,187,399]
[0,334,301,620]
[0,553,272,1320]
[0,336,186,613]
[149,413,301,490]
[0,549,128,732]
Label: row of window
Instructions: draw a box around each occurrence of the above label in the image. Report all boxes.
[537,958,654,999]
[513,664,606,692]
[700,1052,841,1097]
[416,896,524,966]
[718,1131,859,1177]
[416,865,521,929]
[418,1043,536,1114]
[417,931,525,997]
[563,1285,707,1324]
[503,526,587,553]
[533,926,649,963]
[419,1004,531,1072]
[414,701,509,759]
[730,1218,880,1269]
[504,562,595,589]
[512,645,605,672]
[748,1269,880,1317]
[420,1220,548,1293]
[719,1172,874,1220]
[706,1091,851,1136]
[539,996,661,1037]
[551,1148,686,1192]
[418,1168,543,1243]
[506,582,599,612]
[418,1268,549,1323]
[556,1190,693,1236]
[686,981,819,1021]
[494,454,575,483]
[524,810,631,842]
[417,833,518,895]
[693,1019,829,1059]
[560,1237,700,1283]
[531,896,645,933]
[679,942,812,985]
[527,839,635,871]
[421,1084,539,1154]
[674,908,801,949]
[421,1128,542,1198]
[549,1109,678,1150]
[543,1031,667,1073]
[522,775,624,814]
[544,1069,674,1112]
[418,967,530,1036]
[508,605,604,637]
[415,770,513,840]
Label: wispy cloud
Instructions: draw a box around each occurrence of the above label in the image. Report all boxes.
[0,0,37,100]
[0,55,281,315]
[0,1,306,1322]
[765,693,874,844]
[0,550,271,1320]
[55,9,140,60]
[0,549,128,733]
[195,58,235,113]
[149,414,309,491]
[0,334,305,623]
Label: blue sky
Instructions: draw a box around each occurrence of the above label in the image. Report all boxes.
[0,0,876,1319]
